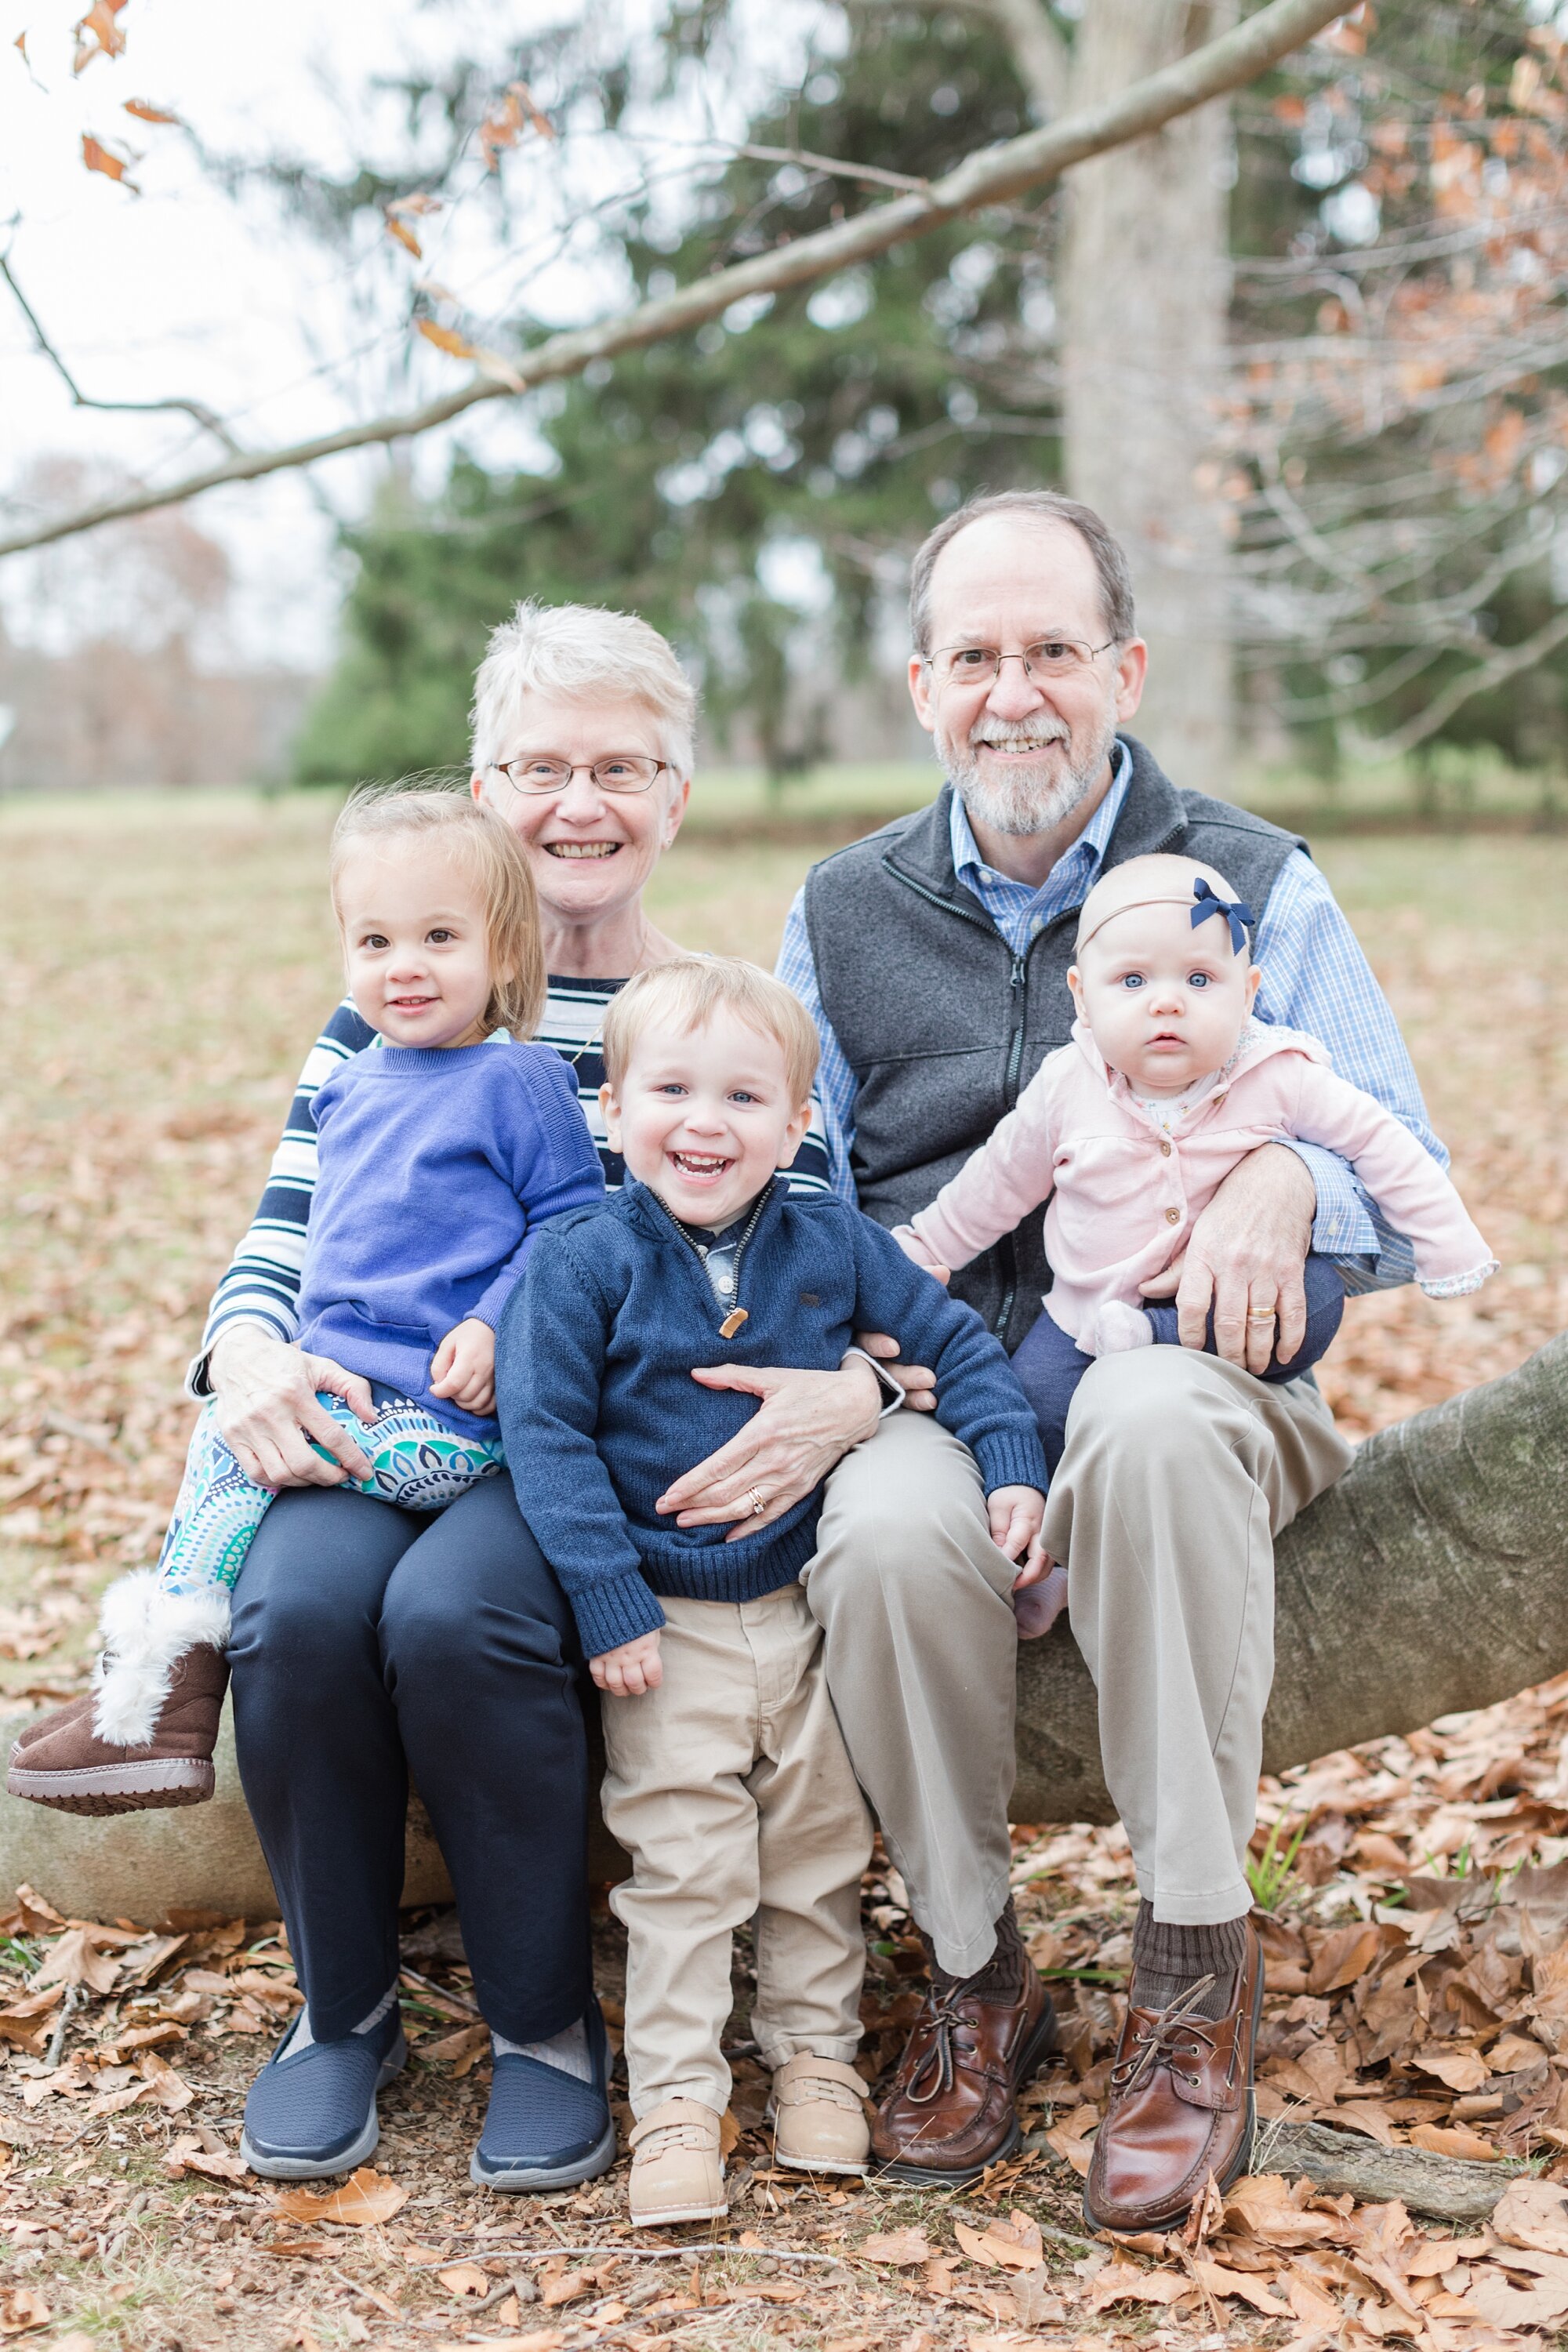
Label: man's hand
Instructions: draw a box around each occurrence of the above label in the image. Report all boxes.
[209,1324,377,1489]
[430,1319,496,1416]
[987,1484,1050,1586]
[852,1332,938,1412]
[1139,1143,1316,1375]
[591,1630,663,1697]
[657,1359,884,1537]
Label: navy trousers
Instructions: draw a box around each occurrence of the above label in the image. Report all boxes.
[1011,1251,1346,1475]
[228,1475,591,2045]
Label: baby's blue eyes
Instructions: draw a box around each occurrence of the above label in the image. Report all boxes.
[1189,971,1210,989]
[1120,974,1145,991]
[1116,971,1214,991]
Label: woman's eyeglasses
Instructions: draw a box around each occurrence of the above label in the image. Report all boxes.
[489,755,670,796]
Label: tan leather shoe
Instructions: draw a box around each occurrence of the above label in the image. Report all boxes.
[871,1902,1057,2186]
[771,2055,870,2176]
[627,2100,728,2227]
[1083,1924,1264,2234]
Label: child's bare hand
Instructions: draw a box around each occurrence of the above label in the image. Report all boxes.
[591,1631,663,1697]
[891,1225,951,1286]
[988,1485,1047,1579]
[430,1319,495,1415]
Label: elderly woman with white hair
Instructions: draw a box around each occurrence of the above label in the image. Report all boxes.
[101,603,902,2194]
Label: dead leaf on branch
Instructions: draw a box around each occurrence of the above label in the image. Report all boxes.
[80,135,139,194]
[478,80,554,171]
[271,2166,408,2227]
[123,98,180,123]
[73,0,127,72]
[386,215,422,260]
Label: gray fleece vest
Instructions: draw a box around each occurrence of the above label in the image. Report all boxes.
[803,735,1308,1350]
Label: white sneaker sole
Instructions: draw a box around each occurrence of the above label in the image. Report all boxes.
[773,2147,869,2176]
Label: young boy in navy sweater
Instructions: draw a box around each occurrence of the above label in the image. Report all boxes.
[496,958,1051,2227]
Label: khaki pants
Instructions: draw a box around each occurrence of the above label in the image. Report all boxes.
[807,1352,1351,1967]
[601,1584,871,2120]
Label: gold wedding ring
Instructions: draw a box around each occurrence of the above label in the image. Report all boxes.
[1247,1309,1276,1322]
[747,1485,768,1517]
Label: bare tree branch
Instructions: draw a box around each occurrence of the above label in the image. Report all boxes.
[0,253,244,458]
[726,141,928,194]
[0,0,1347,563]
[1348,604,1568,760]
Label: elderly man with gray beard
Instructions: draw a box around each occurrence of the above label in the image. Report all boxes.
[770,488,1443,2225]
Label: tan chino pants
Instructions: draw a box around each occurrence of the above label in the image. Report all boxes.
[806,1351,1352,1969]
[601,1584,871,2120]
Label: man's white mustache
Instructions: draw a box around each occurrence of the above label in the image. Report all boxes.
[968,719,1070,749]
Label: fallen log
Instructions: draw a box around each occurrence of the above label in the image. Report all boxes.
[2,1333,1566,1918]
[1013,1329,1568,1823]
[1254,2118,1523,2223]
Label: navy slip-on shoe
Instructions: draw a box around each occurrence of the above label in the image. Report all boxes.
[241,1997,406,2180]
[470,1998,618,2192]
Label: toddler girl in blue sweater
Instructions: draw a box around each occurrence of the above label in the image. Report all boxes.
[12,788,603,1815]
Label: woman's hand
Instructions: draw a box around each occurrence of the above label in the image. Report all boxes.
[1138,1143,1316,1376]
[209,1325,378,1490]
[656,1357,884,1538]
[591,1630,663,1697]
[430,1319,495,1417]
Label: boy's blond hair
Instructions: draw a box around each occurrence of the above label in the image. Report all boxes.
[330,786,547,1041]
[602,958,819,1105]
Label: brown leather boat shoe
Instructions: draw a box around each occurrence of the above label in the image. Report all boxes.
[871,1901,1057,2187]
[1083,1922,1264,2234]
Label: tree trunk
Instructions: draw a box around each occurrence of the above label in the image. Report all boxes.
[1013,1330,1568,1824]
[1060,0,1237,786]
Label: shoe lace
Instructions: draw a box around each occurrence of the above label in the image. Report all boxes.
[638,2115,716,2158]
[781,2065,863,2114]
[902,1985,984,2106]
[1112,1975,1218,2100]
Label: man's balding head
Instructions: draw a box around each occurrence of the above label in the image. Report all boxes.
[909,489,1136,659]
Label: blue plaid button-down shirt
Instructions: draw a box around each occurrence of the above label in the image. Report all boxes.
[775,746,1445,1291]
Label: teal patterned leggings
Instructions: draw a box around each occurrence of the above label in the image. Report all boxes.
[156,1392,506,1595]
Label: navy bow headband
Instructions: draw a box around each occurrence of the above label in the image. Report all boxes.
[1191,875,1254,956]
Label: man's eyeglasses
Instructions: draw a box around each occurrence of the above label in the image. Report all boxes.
[489,755,671,796]
[926,638,1119,688]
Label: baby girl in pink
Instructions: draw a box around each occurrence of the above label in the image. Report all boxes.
[896,852,1496,1632]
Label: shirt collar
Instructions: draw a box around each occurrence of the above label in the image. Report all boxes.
[948,738,1133,902]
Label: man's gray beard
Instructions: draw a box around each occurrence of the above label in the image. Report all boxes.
[942,707,1119,839]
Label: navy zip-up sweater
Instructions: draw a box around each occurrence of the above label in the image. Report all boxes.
[495,1176,1048,1657]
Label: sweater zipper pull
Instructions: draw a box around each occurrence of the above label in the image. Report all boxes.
[719,1308,749,1340]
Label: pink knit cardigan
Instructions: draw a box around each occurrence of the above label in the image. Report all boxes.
[902,1019,1496,1349]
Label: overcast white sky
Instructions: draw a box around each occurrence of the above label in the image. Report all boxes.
[0,0,811,668]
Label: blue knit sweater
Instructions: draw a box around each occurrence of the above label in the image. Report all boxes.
[296,1040,605,1439]
[495,1176,1048,1656]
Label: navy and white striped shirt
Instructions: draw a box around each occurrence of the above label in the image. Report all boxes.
[191,978,833,1389]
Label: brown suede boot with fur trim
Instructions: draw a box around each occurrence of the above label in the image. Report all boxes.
[6,1571,230,1815]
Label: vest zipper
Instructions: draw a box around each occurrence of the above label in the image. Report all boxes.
[882,863,1051,1345]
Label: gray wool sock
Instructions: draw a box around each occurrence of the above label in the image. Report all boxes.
[1130,1903,1248,2021]
[492,2016,592,2082]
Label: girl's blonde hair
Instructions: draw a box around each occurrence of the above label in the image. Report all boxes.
[601,957,819,1105]
[330,786,546,1041]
